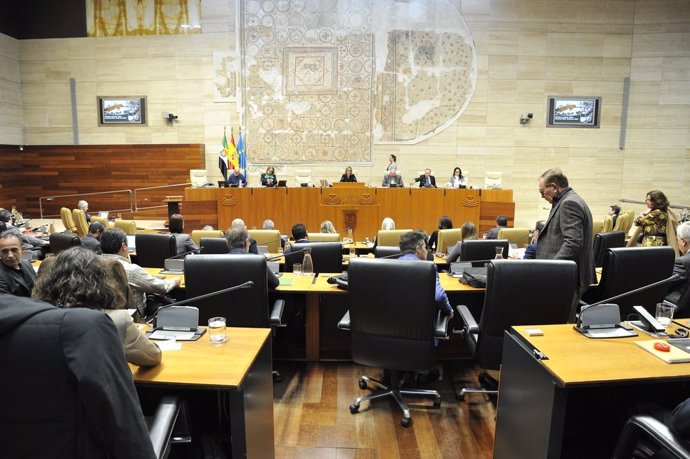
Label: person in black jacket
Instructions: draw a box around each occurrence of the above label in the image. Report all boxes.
[340,166,357,182]
[0,230,36,297]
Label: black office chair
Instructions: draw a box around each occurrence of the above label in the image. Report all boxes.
[592,231,626,267]
[456,259,577,400]
[134,233,176,268]
[338,258,448,427]
[199,237,230,254]
[582,246,675,318]
[374,246,401,258]
[460,239,510,265]
[48,232,81,255]
[284,242,343,273]
[612,415,690,459]
[0,295,181,459]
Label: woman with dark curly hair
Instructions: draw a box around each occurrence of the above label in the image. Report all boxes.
[33,247,161,366]
[629,190,679,255]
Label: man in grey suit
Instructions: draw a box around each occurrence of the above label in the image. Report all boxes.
[666,221,690,315]
[535,168,596,322]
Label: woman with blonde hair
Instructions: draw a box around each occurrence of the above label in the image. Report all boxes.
[320,220,337,233]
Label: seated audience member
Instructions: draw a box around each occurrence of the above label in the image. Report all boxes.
[227,167,247,187]
[81,221,105,253]
[169,213,199,255]
[32,247,162,366]
[428,216,453,253]
[262,219,275,230]
[398,230,453,318]
[523,220,545,260]
[447,167,467,188]
[486,215,508,239]
[445,221,478,263]
[608,204,621,228]
[100,228,180,319]
[0,209,12,231]
[0,218,47,258]
[260,166,277,187]
[0,230,36,296]
[77,199,91,223]
[382,170,403,187]
[415,168,437,188]
[371,217,396,251]
[666,221,690,316]
[285,223,309,253]
[340,166,357,182]
[320,220,337,234]
[231,218,258,254]
[226,227,279,289]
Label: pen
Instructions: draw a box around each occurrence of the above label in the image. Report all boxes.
[311,275,318,284]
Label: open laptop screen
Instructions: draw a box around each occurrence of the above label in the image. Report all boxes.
[98,211,109,219]
[126,235,136,251]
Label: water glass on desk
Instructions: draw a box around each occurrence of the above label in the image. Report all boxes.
[656,302,675,329]
[293,263,302,275]
[349,247,356,258]
[208,317,227,344]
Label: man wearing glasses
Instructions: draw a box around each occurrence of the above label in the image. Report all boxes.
[536,168,595,322]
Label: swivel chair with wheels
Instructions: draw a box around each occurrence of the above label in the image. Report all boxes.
[338,258,448,427]
[612,415,690,459]
[72,208,89,237]
[49,232,81,255]
[135,233,177,268]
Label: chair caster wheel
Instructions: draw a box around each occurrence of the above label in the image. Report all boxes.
[349,404,359,414]
[401,417,412,428]
[358,379,367,390]
[433,397,441,408]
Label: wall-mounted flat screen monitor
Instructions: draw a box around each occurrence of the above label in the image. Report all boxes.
[547,96,601,128]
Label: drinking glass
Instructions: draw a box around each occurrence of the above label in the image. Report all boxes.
[495,246,504,259]
[293,263,302,275]
[208,317,227,344]
[655,302,675,328]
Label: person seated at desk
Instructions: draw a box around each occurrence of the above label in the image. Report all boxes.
[0,230,36,297]
[415,168,437,188]
[81,221,105,253]
[285,223,309,253]
[486,215,508,239]
[428,215,453,253]
[77,199,91,223]
[382,170,403,187]
[227,167,247,187]
[371,217,395,251]
[260,166,277,187]
[320,220,337,234]
[445,221,477,262]
[447,167,467,188]
[340,166,357,182]
[230,218,258,254]
[666,221,690,317]
[523,220,545,260]
[100,228,181,319]
[226,227,279,289]
[33,247,162,367]
[169,213,199,255]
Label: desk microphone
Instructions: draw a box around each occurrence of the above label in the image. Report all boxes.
[168,248,199,259]
[379,251,403,259]
[508,233,532,246]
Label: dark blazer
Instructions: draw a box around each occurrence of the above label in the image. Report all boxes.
[0,260,36,297]
[666,252,690,314]
[80,234,102,253]
[416,175,437,188]
[340,174,357,182]
[535,187,596,292]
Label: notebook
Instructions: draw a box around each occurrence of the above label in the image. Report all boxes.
[635,340,690,364]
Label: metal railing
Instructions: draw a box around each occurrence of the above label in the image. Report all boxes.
[133,183,191,212]
[620,198,690,210]
[39,190,133,219]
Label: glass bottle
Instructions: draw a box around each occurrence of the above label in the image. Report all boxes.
[301,248,314,276]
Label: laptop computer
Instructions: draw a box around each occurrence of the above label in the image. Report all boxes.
[218,180,229,188]
[126,235,136,252]
[277,180,287,187]
[98,210,109,219]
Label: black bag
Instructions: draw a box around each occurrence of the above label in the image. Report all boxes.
[460,267,488,288]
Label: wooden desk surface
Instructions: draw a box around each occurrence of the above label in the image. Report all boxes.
[513,324,690,387]
[144,267,185,287]
[129,327,270,389]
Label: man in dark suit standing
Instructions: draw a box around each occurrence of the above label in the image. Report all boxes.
[666,221,690,316]
[0,230,36,297]
[415,168,437,188]
[535,168,595,322]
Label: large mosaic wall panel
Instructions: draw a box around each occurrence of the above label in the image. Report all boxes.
[238,0,476,164]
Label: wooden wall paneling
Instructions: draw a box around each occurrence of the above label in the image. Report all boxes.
[0,145,27,212]
[445,189,482,230]
[320,187,380,241]
[250,187,289,233]
[408,187,447,235]
[375,188,412,233]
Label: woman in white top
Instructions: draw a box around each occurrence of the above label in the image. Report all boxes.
[386,154,397,172]
[447,167,467,188]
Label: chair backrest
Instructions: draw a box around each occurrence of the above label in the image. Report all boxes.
[497,227,531,248]
[593,246,675,317]
[0,296,153,457]
[189,169,208,187]
[307,232,341,242]
[436,228,463,254]
[49,232,81,255]
[72,209,89,237]
[90,215,109,228]
[602,215,614,233]
[460,239,510,263]
[476,259,577,370]
[184,254,270,326]
[613,209,635,234]
[295,169,312,186]
[375,246,401,258]
[199,237,230,254]
[347,258,437,371]
[592,219,604,237]
[592,231,627,268]
[376,229,413,247]
[134,233,176,268]
[484,171,503,189]
[247,229,281,252]
[284,242,343,273]
[113,219,137,234]
[60,207,77,233]
[190,229,225,245]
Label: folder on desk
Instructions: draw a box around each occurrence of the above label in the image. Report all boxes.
[635,340,690,364]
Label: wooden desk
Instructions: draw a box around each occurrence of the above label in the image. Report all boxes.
[494,325,690,458]
[130,327,274,459]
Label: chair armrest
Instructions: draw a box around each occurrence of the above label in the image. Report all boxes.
[148,395,181,459]
[456,305,479,334]
[435,311,449,339]
[613,415,690,459]
[337,310,351,330]
[269,299,286,326]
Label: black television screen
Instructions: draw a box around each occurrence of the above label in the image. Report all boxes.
[547,96,601,128]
